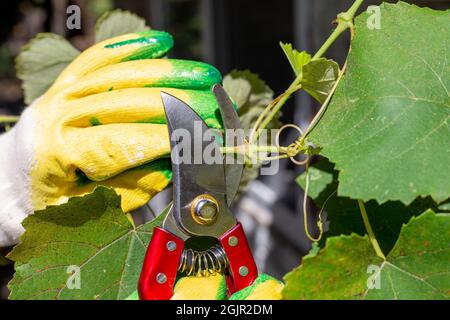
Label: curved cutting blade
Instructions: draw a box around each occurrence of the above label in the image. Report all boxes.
[160,92,236,238]
[212,84,244,206]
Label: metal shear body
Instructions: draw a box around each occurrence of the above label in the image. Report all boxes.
[138,84,258,300]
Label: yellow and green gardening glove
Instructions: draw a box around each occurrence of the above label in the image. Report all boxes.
[126,274,284,300]
[0,30,223,246]
[172,273,284,300]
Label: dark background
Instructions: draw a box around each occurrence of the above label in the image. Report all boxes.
[0,0,448,299]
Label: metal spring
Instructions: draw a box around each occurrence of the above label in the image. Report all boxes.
[178,245,229,277]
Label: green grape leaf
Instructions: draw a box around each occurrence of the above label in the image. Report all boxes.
[301,58,340,104]
[283,210,450,299]
[279,42,311,76]
[438,201,450,212]
[305,242,320,259]
[223,70,279,194]
[0,252,11,266]
[223,70,276,130]
[222,77,251,108]
[296,157,438,254]
[95,9,149,43]
[15,33,80,104]
[7,187,167,300]
[309,2,450,204]
[125,290,139,300]
[280,42,338,103]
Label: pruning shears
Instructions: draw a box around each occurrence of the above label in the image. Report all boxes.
[138,84,258,300]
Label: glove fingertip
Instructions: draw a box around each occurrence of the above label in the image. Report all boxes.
[104,30,174,61]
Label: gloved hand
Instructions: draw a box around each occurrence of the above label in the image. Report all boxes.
[228,274,284,300]
[0,30,222,246]
[171,274,284,300]
[126,273,284,300]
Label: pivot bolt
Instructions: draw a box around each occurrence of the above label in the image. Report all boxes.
[191,194,219,225]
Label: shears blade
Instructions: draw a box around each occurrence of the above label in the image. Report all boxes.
[212,84,244,206]
[161,91,236,237]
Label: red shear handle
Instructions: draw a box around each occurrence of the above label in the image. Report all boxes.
[219,222,258,294]
[138,227,184,300]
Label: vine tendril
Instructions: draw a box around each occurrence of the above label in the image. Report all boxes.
[302,159,324,242]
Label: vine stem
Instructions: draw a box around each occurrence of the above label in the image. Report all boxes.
[249,0,365,145]
[250,81,302,143]
[220,145,289,165]
[303,159,323,242]
[220,145,286,155]
[312,20,347,60]
[0,115,19,123]
[296,59,347,144]
[357,200,386,260]
[313,0,363,59]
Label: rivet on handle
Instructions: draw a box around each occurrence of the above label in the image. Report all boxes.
[239,266,249,277]
[156,273,167,284]
[228,236,238,247]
